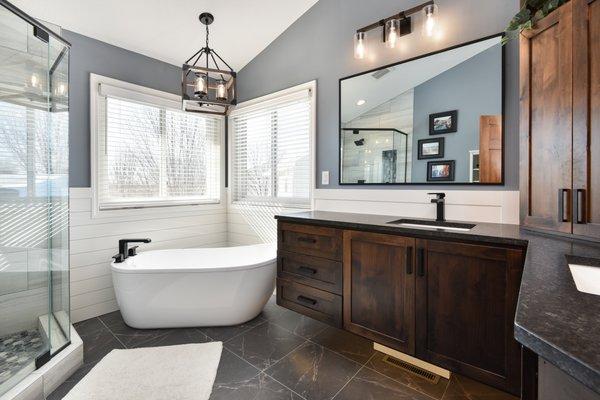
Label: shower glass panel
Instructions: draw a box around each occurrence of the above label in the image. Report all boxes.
[0,2,70,395]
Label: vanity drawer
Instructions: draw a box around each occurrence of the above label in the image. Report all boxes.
[278,250,342,295]
[276,278,342,328]
[278,222,342,260]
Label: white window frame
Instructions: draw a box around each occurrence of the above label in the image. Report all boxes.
[228,80,316,209]
[90,73,225,217]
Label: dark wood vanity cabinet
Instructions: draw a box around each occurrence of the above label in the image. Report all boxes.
[276,221,525,395]
[343,231,415,354]
[415,239,523,394]
[520,0,600,239]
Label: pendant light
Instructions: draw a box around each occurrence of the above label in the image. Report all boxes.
[385,19,401,48]
[182,12,237,115]
[354,31,367,59]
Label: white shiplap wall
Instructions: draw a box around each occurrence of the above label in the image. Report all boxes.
[69,188,228,322]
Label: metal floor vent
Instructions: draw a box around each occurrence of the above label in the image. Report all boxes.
[382,355,441,384]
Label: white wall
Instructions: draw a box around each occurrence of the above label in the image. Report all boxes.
[69,188,228,322]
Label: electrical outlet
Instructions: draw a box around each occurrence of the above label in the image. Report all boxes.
[321,171,330,185]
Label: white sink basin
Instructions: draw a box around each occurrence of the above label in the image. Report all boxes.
[567,256,600,296]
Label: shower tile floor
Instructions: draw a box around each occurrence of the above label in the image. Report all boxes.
[48,296,518,399]
[0,329,46,387]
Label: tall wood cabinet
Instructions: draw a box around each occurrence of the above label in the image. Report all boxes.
[520,0,600,239]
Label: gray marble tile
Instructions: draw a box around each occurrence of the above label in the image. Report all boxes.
[225,322,305,370]
[210,349,261,396]
[261,295,294,321]
[211,372,303,400]
[311,326,375,365]
[200,315,267,342]
[128,328,209,348]
[334,367,432,400]
[80,327,124,364]
[366,351,448,399]
[442,374,518,400]
[265,341,362,400]
[73,317,109,338]
[271,310,328,340]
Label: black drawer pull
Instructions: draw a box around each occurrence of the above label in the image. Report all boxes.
[298,266,318,275]
[417,248,426,277]
[406,247,413,275]
[297,236,317,244]
[558,188,571,223]
[297,295,317,306]
[574,189,586,224]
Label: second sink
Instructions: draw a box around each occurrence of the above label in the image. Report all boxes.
[387,218,476,231]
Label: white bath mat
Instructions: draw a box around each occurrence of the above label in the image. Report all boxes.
[63,342,222,400]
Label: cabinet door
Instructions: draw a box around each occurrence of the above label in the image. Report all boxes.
[520,2,573,233]
[343,231,415,354]
[415,239,523,395]
[573,0,600,238]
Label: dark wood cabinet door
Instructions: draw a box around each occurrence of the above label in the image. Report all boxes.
[520,2,573,234]
[415,239,524,395]
[343,231,416,354]
[573,0,600,239]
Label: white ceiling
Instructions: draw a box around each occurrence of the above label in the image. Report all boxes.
[10,0,318,71]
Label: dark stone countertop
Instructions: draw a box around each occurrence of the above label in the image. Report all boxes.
[275,210,600,394]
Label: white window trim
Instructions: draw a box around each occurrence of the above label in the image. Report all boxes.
[228,80,317,209]
[90,73,225,218]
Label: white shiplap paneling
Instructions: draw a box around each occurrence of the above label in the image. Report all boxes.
[69,188,228,322]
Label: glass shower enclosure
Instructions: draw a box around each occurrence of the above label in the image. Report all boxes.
[0,1,70,395]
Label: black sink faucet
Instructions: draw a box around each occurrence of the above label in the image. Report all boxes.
[113,238,151,263]
[428,193,446,222]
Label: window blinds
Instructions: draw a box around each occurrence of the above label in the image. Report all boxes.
[230,89,312,208]
[96,94,221,210]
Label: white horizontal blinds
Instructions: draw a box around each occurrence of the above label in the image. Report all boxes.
[97,95,221,209]
[231,89,311,207]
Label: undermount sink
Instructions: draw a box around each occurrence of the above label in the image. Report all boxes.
[387,218,476,232]
[567,255,600,296]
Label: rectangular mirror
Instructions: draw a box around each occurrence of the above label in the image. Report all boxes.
[339,34,504,185]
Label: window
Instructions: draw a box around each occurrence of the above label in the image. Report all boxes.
[230,82,314,208]
[92,75,222,211]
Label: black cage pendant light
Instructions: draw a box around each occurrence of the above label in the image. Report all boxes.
[182,12,236,115]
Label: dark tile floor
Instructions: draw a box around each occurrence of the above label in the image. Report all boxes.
[47,296,518,400]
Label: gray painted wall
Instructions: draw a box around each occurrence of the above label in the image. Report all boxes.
[412,45,502,182]
[64,30,181,187]
[237,0,520,190]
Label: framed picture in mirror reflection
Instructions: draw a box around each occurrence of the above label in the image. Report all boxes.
[427,160,455,182]
[429,110,458,135]
[418,138,444,160]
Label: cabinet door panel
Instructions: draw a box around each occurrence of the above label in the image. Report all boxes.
[520,2,573,233]
[573,0,600,238]
[343,231,415,354]
[416,239,523,395]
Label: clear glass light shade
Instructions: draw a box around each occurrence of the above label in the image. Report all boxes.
[422,4,439,37]
[385,19,401,48]
[194,74,207,97]
[354,31,366,59]
[216,79,227,101]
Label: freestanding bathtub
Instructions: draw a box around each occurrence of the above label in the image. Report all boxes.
[110,243,276,329]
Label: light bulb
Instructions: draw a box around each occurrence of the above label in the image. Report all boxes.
[216,79,227,101]
[194,74,207,98]
[385,19,400,49]
[55,83,67,96]
[422,4,439,38]
[354,32,366,60]
[30,73,39,88]
[356,99,366,106]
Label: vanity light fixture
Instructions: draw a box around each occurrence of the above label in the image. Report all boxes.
[353,1,438,59]
[182,12,237,115]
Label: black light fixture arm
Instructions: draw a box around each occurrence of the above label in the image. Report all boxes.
[356,0,434,34]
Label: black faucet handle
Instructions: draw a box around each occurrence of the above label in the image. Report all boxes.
[112,253,125,263]
[427,192,446,199]
[128,246,139,257]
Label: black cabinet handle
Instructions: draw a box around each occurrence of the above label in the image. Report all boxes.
[574,189,586,224]
[558,189,571,222]
[297,295,317,306]
[406,247,413,275]
[417,248,426,277]
[297,236,317,244]
[298,266,318,275]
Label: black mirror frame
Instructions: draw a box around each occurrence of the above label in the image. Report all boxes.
[338,33,506,186]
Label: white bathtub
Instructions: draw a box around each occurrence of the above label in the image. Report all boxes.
[110,243,276,329]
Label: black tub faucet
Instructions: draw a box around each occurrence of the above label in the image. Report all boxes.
[113,238,151,263]
[428,193,446,222]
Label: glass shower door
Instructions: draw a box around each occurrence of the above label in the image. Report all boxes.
[0,3,70,395]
